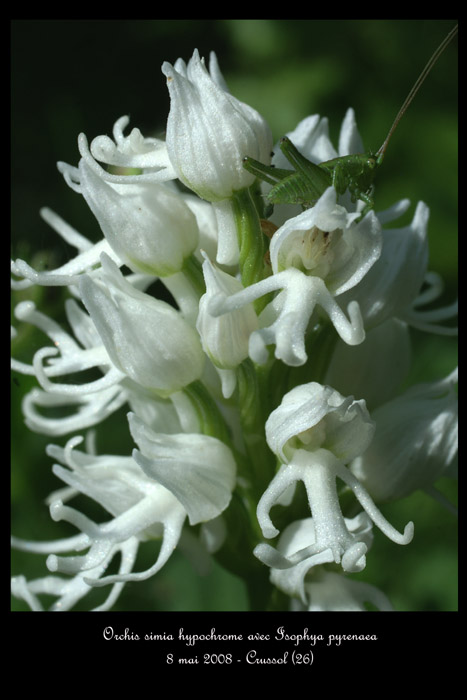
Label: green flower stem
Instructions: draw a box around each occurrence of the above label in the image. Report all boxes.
[183,380,231,445]
[184,378,274,608]
[181,253,205,298]
[237,359,276,500]
[305,321,340,383]
[214,492,269,578]
[231,187,268,312]
[282,320,339,394]
[182,380,253,484]
[183,378,261,512]
[160,254,205,322]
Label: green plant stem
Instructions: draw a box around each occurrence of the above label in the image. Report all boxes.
[236,359,276,500]
[183,380,231,444]
[231,187,268,312]
[182,253,205,298]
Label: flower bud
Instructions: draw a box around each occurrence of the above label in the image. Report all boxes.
[325,318,412,411]
[79,254,205,396]
[340,201,430,327]
[196,256,258,369]
[78,160,199,276]
[351,370,458,502]
[162,50,272,201]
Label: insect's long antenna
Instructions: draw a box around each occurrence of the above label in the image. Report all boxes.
[376,23,458,161]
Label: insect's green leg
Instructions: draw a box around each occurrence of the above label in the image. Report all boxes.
[242,156,292,187]
[279,137,331,197]
[328,160,349,196]
[355,192,374,220]
[328,160,374,219]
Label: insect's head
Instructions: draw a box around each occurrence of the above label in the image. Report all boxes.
[375,152,384,167]
[365,154,383,172]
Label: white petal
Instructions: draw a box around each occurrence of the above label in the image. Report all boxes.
[265,382,374,463]
[197,255,258,369]
[162,50,272,201]
[338,108,365,156]
[79,255,205,394]
[129,413,236,525]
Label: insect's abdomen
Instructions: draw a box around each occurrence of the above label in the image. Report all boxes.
[269,170,331,206]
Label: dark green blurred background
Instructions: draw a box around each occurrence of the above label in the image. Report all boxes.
[11,20,457,611]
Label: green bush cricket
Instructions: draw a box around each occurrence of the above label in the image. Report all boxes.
[243,23,458,220]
